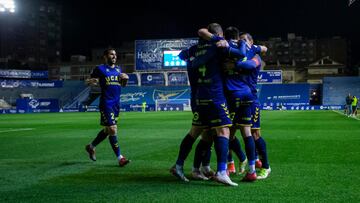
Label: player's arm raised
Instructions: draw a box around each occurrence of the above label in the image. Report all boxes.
[260,45,268,53]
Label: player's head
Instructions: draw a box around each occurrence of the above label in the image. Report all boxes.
[224,26,239,41]
[207,23,223,37]
[239,32,254,46]
[103,48,117,65]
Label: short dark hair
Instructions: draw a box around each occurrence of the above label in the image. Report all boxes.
[207,23,223,36]
[240,32,253,42]
[224,26,239,40]
[103,48,116,56]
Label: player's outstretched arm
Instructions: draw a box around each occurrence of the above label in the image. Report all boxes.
[252,45,268,54]
[178,49,190,61]
[260,45,268,53]
[225,39,246,58]
[235,56,261,71]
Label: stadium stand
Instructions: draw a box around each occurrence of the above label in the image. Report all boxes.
[0,80,87,108]
[0,99,11,109]
[323,77,360,105]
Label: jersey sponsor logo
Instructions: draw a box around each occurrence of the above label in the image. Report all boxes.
[105,75,120,85]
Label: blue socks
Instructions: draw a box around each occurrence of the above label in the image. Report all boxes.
[176,134,196,166]
[255,137,269,169]
[91,129,108,147]
[109,135,121,159]
[244,136,256,173]
[214,136,229,172]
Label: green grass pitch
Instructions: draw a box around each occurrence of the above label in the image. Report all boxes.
[0,110,359,202]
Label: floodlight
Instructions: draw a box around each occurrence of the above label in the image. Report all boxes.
[0,0,16,13]
[349,0,357,6]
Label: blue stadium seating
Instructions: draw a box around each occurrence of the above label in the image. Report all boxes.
[323,77,360,105]
[0,80,86,107]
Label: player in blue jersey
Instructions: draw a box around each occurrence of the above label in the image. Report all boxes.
[218,27,250,176]
[175,44,216,181]
[85,48,130,167]
[205,27,266,181]
[217,28,258,182]
[237,32,271,179]
[198,28,270,180]
[171,23,237,186]
[197,27,259,179]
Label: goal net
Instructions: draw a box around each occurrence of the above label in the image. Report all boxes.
[155,99,191,111]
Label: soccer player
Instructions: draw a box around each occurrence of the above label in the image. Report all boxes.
[237,32,271,179]
[208,28,268,181]
[174,42,215,181]
[219,29,258,182]
[171,23,237,186]
[85,48,130,167]
[198,27,262,178]
[201,26,249,175]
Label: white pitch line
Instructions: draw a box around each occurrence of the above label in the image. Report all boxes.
[0,128,34,133]
[332,110,360,121]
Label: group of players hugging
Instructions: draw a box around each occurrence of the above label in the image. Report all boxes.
[170,23,271,186]
[83,22,271,187]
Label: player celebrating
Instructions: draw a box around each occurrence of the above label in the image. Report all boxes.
[85,48,130,167]
[236,32,271,179]
[178,44,215,180]
[204,28,267,181]
[239,32,271,179]
[171,23,237,186]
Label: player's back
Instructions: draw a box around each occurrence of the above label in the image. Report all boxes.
[191,40,225,101]
[179,44,199,110]
[179,45,198,95]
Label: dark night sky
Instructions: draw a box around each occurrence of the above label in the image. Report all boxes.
[52,0,360,64]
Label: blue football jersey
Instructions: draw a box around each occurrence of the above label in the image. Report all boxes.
[235,55,262,96]
[90,64,122,109]
[179,44,198,109]
[179,44,198,94]
[246,44,262,59]
[191,41,226,101]
[222,40,250,91]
